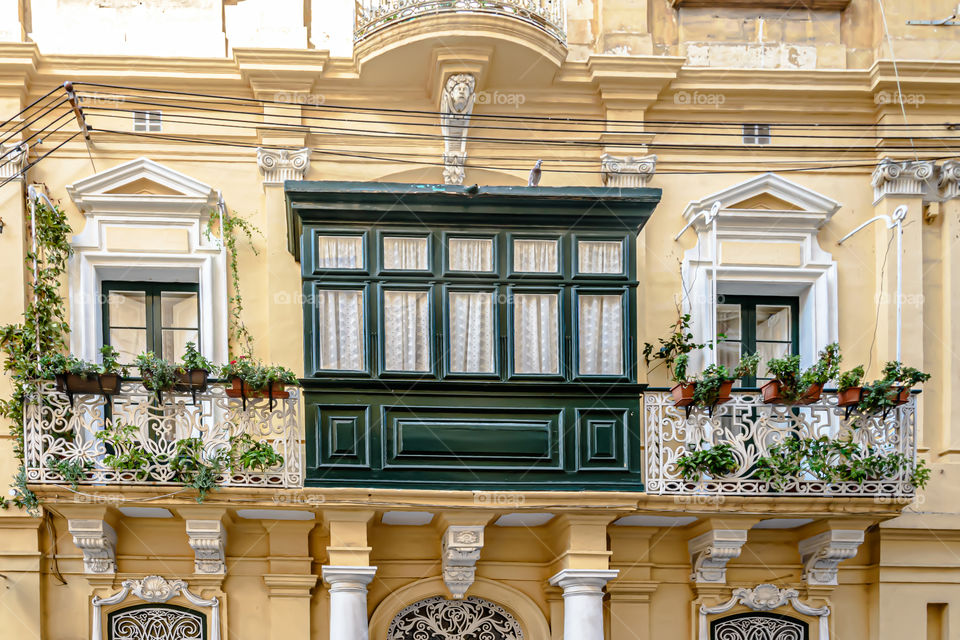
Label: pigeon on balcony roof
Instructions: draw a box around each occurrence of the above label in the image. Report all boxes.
[528,159,542,187]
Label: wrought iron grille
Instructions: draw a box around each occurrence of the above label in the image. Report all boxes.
[354,0,566,43]
[711,613,808,640]
[643,389,918,497]
[108,604,206,640]
[387,596,524,640]
[24,381,302,488]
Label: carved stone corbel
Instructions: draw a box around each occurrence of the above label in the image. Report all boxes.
[798,529,864,586]
[68,519,117,574]
[186,519,226,575]
[257,147,311,185]
[0,142,28,180]
[441,525,484,598]
[688,529,747,584]
[601,153,657,188]
[871,157,935,202]
[440,74,476,185]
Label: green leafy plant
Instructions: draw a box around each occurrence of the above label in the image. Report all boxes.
[856,361,931,415]
[675,443,739,480]
[838,365,865,393]
[207,206,262,358]
[97,424,155,481]
[171,437,223,503]
[39,345,127,379]
[691,353,760,407]
[220,356,299,391]
[765,343,841,403]
[225,433,284,472]
[46,456,92,490]
[178,341,213,373]
[755,436,929,491]
[135,351,177,395]
[643,313,708,383]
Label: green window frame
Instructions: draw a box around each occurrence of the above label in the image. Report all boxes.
[717,294,799,387]
[101,281,200,363]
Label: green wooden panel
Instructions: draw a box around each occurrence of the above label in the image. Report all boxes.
[315,405,369,468]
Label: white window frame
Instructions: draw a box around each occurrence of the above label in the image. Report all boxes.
[743,123,771,145]
[133,110,162,132]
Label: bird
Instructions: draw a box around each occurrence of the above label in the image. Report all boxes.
[528,159,542,187]
[465,183,479,194]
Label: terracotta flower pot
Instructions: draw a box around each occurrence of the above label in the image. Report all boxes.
[761,380,782,403]
[671,382,696,407]
[174,369,210,393]
[837,387,863,407]
[890,387,910,406]
[225,377,290,400]
[763,381,823,405]
[55,372,122,396]
[800,383,824,404]
[715,380,734,405]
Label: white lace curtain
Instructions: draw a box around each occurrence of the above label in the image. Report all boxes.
[449,292,495,373]
[317,235,363,269]
[578,294,623,375]
[449,237,493,272]
[316,289,365,370]
[513,293,559,374]
[384,236,428,270]
[578,240,622,274]
[513,239,558,273]
[384,290,431,371]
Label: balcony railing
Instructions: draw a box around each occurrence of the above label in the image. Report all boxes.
[24,381,303,489]
[354,0,567,43]
[643,389,919,498]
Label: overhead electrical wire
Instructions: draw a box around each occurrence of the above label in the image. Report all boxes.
[0,97,71,148]
[0,86,65,133]
[0,113,77,175]
[0,131,83,189]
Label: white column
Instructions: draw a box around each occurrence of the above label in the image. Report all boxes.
[548,569,618,640]
[322,566,377,640]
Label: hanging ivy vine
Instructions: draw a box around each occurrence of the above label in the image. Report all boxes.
[207,205,262,358]
[0,196,73,512]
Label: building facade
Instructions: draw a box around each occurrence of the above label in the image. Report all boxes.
[1,1,959,639]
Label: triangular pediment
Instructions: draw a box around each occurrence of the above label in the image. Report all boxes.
[727,192,804,211]
[67,157,217,214]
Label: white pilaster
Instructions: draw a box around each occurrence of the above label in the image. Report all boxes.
[798,529,864,586]
[601,153,656,187]
[688,529,748,584]
[186,519,226,575]
[548,569,618,640]
[257,147,311,185]
[322,565,377,640]
[68,519,117,574]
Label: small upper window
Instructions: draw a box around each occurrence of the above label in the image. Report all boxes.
[448,237,494,272]
[513,238,558,273]
[317,235,364,270]
[743,124,771,145]
[383,236,429,270]
[133,110,162,132]
[578,240,623,274]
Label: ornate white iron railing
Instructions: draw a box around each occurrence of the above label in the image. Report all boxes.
[643,389,918,497]
[354,0,567,43]
[24,381,303,489]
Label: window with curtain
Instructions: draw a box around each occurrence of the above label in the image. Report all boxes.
[578,240,623,274]
[577,294,623,375]
[448,237,494,272]
[383,236,429,270]
[513,238,558,273]
[316,235,363,269]
[316,289,365,371]
[383,290,431,372]
[102,282,199,364]
[448,291,495,373]
[717,295,799,386]
[513,292,559,374]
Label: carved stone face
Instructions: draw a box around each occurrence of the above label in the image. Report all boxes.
[445,74,475,113]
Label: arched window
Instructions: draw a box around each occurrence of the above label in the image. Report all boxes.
[710,611,808,640]
[107,603,206,640]
[387,596,523,640]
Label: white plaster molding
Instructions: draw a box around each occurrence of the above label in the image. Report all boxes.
[186,519,226,575]
[688,529,748,584]
[441,525,484,599]
[548,569,618,640]
[698,583,830,640]
[66,158,228,366]
[680,173,840,374]
[871,157,936,203]
[939,159,960,200]
[257,147,311,185]
[440,73,476,185]
[0,142,28,180]
[601,153,656,187]
[68,519,116,574]
[91,575,220,640]
[798,529,864,587]
[323,566,378,640]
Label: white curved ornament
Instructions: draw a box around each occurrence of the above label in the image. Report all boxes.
[387,596,523,640]
[92,576,220,640]
[699,584,828,640]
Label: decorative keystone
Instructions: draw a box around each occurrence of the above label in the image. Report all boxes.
[939,160,960,200]
[186,519,226,575]
[68,519,117,574]
[688,529,748,584]
[257,147,311,184]
[601,153,657,188]
[442,525,484,599]
[871,157,935,202]
[0,143,28,180]
[798,529,864,586]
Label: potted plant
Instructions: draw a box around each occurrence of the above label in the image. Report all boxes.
[675,442,739,481]
[175,342,214,395]
[135,351,177,403]
[762,343,841,405]
[642,313,709,407]
[96,423,155,481]
[837,365,866,407]
[856,362,931,415]
[221,356,299,408]
[691,353,760,408]
[224,433,285,473]
[43,345,126,397]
